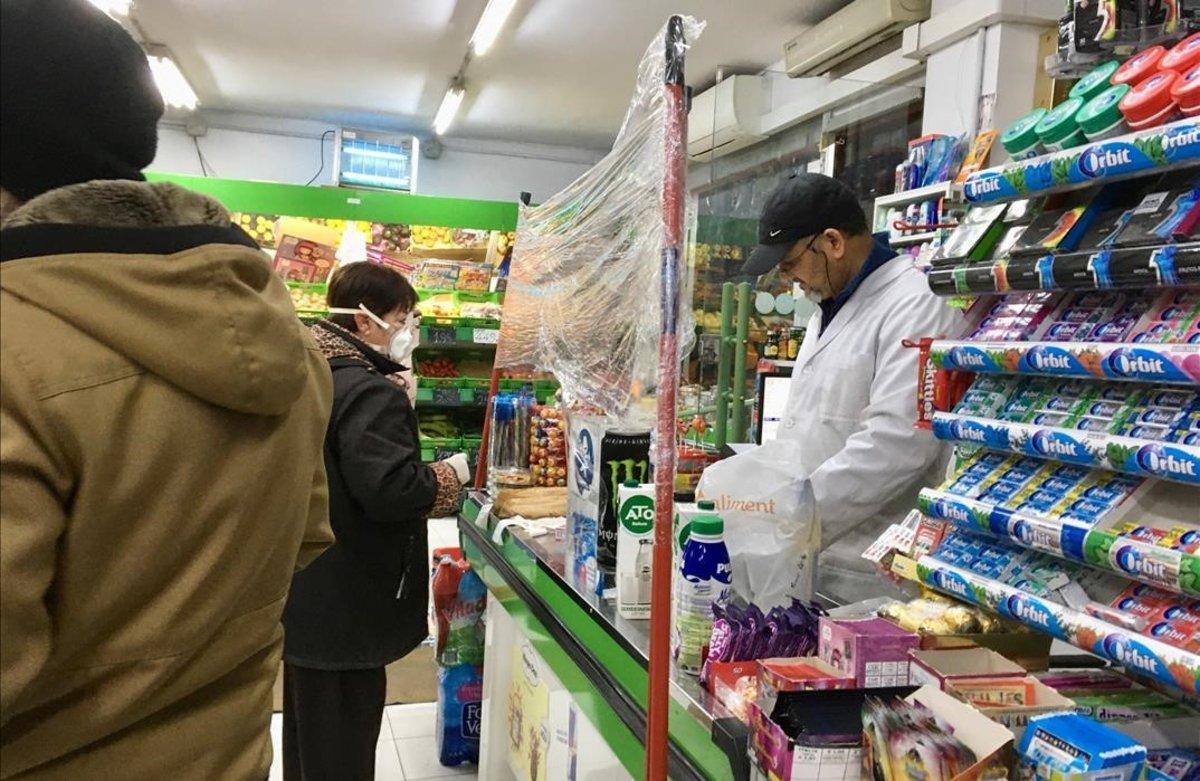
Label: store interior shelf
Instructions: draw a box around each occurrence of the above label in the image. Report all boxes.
[409,246,490,261]
[890,230,942,247]
[875,181,963,210]
[917,487,1200,596]
[961,119,1200,205]
[931,412,1200,485]
[755,358,795,371]
[930,339,1200,385]
[907,555,1200,696]
[926,244,1200,296]
[418,322,500,349]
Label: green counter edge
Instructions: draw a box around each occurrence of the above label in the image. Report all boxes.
[458,509,733,780]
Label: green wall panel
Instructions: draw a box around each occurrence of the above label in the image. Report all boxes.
[146,172,519,230]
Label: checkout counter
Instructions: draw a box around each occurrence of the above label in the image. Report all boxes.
[459,493,749,780]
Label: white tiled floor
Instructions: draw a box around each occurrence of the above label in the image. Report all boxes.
[269,702,477,780]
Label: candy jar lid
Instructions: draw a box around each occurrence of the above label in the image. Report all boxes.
[1119,70,1181,126]
[1171,63,1200,114]
[1001,107,1048,153]
[1070,60,1121,102]
[1113,45,1167,87]
[1162,32,1200,73]
[1077,83,1131,135]
[1035,97,1085,145]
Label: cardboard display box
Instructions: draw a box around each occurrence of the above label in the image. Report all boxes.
[756,657,856,713]
[818,617,919,689]
[884,685,1016,781]
[908,647,1027,691]
[918,629,1053,672]
[946,676,1075,741]
[748,686,916,781]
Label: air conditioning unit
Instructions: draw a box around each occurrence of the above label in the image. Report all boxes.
[687,75,766,161]
[785,0,930,78]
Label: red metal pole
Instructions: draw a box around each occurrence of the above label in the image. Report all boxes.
[473,366,502,490]
[645,15,687,781]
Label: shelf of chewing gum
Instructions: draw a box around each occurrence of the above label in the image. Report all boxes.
[882,113,1200,699]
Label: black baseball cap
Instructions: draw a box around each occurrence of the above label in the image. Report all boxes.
[741,173,867,277]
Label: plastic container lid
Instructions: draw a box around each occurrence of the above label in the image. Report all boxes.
[1001,107,1048,154]
[623,478,639,488]
[1035,97,1085,145]
[697,500,715,510]
[689,514,724,536]
[1070,60,1121,102]
[1162,32,1200,74]
[1077,83,1132,136]
[1120,70,1181,126]
[1113,45,1167,87]
[1172,64,1200,114]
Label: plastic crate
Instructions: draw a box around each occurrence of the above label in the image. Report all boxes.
[462,436,483,473]
[415,383,472,405]
[419,436,462,462]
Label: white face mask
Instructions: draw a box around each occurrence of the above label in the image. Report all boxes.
[329,304,420,363]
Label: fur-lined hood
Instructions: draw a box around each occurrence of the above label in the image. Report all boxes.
[0,180,314,415]
[2,179,230,230]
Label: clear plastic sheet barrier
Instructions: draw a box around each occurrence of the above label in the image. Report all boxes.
[495,16,704,427]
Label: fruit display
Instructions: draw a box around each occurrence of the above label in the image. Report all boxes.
[312,217,373,236]
[287,282,327,315]
[459,299,503,320]
[372,222,412,253]
[692,242,743,268]
[495,230,515,258]
[421,292,459,318]
[232,212,277,246]
[417,357,459,378]
[418,411,461,439]
[411,225,491,249]
[528,403,567,487]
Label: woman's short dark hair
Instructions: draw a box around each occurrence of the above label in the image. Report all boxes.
[326,262,419,332]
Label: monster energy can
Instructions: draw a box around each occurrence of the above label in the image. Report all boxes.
[597,429,652,572]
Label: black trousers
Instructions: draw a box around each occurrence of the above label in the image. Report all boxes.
[282,662,387,781]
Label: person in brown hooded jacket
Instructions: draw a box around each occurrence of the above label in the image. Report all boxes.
[0,1,333,777]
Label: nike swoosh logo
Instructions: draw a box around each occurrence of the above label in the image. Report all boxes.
[768,229,783,237]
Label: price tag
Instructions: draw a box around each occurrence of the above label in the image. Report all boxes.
[426,325,456,345]
[432,386,461,406]
[472,328,499,345]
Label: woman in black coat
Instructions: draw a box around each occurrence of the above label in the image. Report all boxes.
[282,262,467,780]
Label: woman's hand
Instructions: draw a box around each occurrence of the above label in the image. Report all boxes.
[444,453,471,485]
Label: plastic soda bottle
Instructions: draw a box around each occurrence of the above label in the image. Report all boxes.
[673,513,731,675]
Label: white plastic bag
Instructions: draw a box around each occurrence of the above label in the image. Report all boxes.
[695,439,818,610]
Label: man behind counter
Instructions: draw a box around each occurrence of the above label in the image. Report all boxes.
[741,173,964,605]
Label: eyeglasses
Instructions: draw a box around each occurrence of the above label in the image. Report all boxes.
[778,234,820,276]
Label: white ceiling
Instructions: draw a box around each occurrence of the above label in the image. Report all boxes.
[133,0,852,151]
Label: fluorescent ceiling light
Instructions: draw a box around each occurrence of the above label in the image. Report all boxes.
[147,54,199,110]
[470,0,519,56]
[433,84,465,136]
[88,0,133,16]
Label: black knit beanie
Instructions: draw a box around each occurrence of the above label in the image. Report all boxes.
[1,0,165,201]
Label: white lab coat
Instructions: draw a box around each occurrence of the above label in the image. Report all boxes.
[777,253,965,605]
